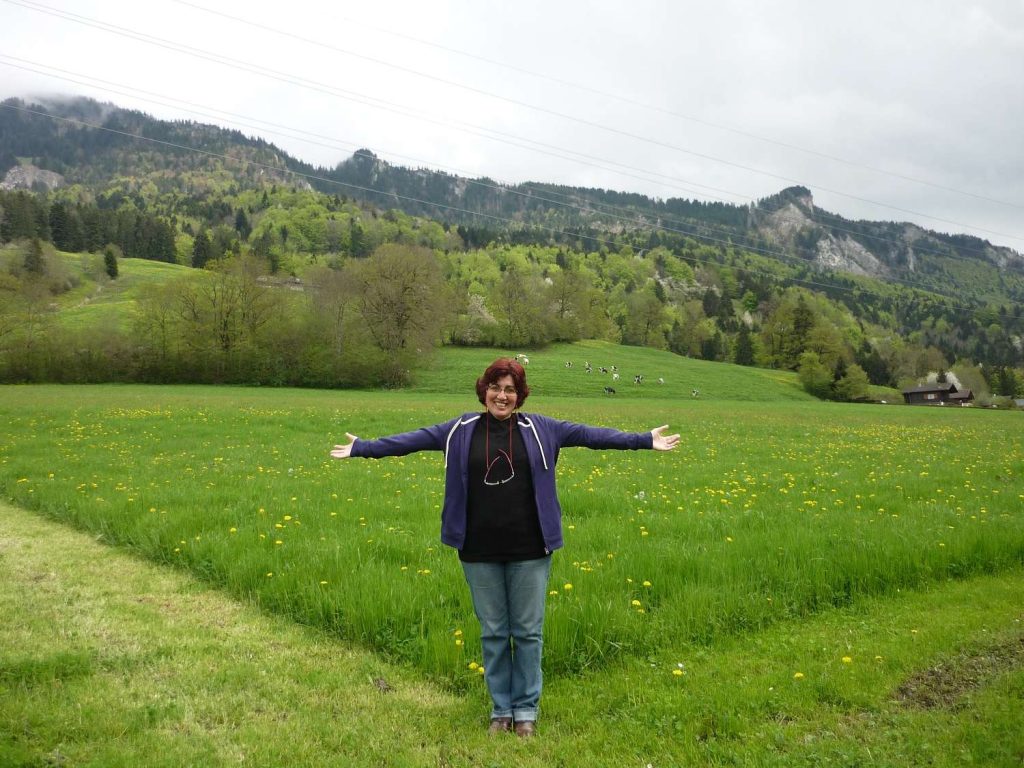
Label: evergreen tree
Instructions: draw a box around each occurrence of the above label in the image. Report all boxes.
[234,208,252,240]
[104,246,119,279]
[48,200,70,250]
[24,237,45,276]
[734,323,755,366]
[192,230,214,268]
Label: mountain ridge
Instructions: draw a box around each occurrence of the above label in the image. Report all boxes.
[2,95,1020,305]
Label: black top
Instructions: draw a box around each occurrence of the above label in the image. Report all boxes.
[459,413,546,562]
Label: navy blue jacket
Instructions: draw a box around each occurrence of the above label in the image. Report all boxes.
[350,412,654,553]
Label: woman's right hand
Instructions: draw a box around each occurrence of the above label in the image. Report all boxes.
[330,433,359,459]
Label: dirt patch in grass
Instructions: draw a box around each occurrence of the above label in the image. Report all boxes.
[895,630,1024,710]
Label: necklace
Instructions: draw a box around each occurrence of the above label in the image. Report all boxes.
[483,412,515,486]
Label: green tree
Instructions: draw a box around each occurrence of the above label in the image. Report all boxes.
[354,244,447,380]
[23,237,45,276]
[192,230,214,269]
[104,246,119,280]
[734,323,755,366]
[489,267,548,347]
[833,363,870,401]
[798,350,833,399]
[234,208,252,240]
[622,288,668,348]
[741,290,759,313]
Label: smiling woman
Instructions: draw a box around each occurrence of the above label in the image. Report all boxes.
[330,356,679,737]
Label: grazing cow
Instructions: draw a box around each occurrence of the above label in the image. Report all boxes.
[612,373,620,381]
[514,354,529,365]
[599,366,608,374]
[691,389,700,398]
[584,362,592,373]
[657,377,665,385]
[603,386,616,395]
[565,361,573,368]
[633,375,644,385]
[610,365,618,373]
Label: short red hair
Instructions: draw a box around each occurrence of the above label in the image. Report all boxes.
[476,358,530,407]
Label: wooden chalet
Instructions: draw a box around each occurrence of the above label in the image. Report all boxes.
[902,382,974,406]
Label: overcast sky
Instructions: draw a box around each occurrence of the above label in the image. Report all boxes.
[2,0,1023,252]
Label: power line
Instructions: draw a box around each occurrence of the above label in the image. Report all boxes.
[255,0,1022,213]
[6,0,1023,246]
[2,54,1011,298]
[4,101,1020,326]
[0,53,1015,271]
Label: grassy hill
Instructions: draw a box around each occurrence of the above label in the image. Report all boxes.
[54,254,192,332]
[414,341,831,403]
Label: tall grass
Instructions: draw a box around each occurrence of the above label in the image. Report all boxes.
[1,381,1020,687]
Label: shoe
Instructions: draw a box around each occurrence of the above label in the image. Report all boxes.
[488,717,513,735]
[514,720,537,738]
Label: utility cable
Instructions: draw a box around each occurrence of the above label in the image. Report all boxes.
[3,101,1020,325]
[2,54,1012,296]
[235,0,1021,212]
[6,0,1022,246]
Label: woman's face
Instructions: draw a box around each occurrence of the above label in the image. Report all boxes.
[484,374,518,420]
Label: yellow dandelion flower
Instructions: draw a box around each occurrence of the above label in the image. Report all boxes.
[266,572,273,577]
[841,656,853,664]
[478,667,485,675]
[468,662,479,671]
[643,580,652,587]
[793,672,805,679]
[672,669,684,677]
[320,581,328,585]
[631,599,642,607]
[563,583,573,591]
[455,639,464,646]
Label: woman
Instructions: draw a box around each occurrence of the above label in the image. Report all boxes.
[330,358,679,737]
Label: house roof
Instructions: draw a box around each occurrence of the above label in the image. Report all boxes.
[948,390,974,400]
[902,382,958,395]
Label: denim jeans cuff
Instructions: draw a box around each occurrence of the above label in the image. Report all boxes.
[512,709,538,722]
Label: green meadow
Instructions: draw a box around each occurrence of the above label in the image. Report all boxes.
[1,345,1022,765]
[52,253,192,332]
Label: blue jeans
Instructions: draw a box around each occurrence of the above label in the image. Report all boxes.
[461,557,552,722]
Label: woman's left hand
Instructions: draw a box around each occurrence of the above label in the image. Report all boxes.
[651,425,680,451]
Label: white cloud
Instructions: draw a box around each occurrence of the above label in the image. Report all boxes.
[1,0,1022,249]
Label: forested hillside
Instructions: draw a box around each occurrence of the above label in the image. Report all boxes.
[1,96,1022,401]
